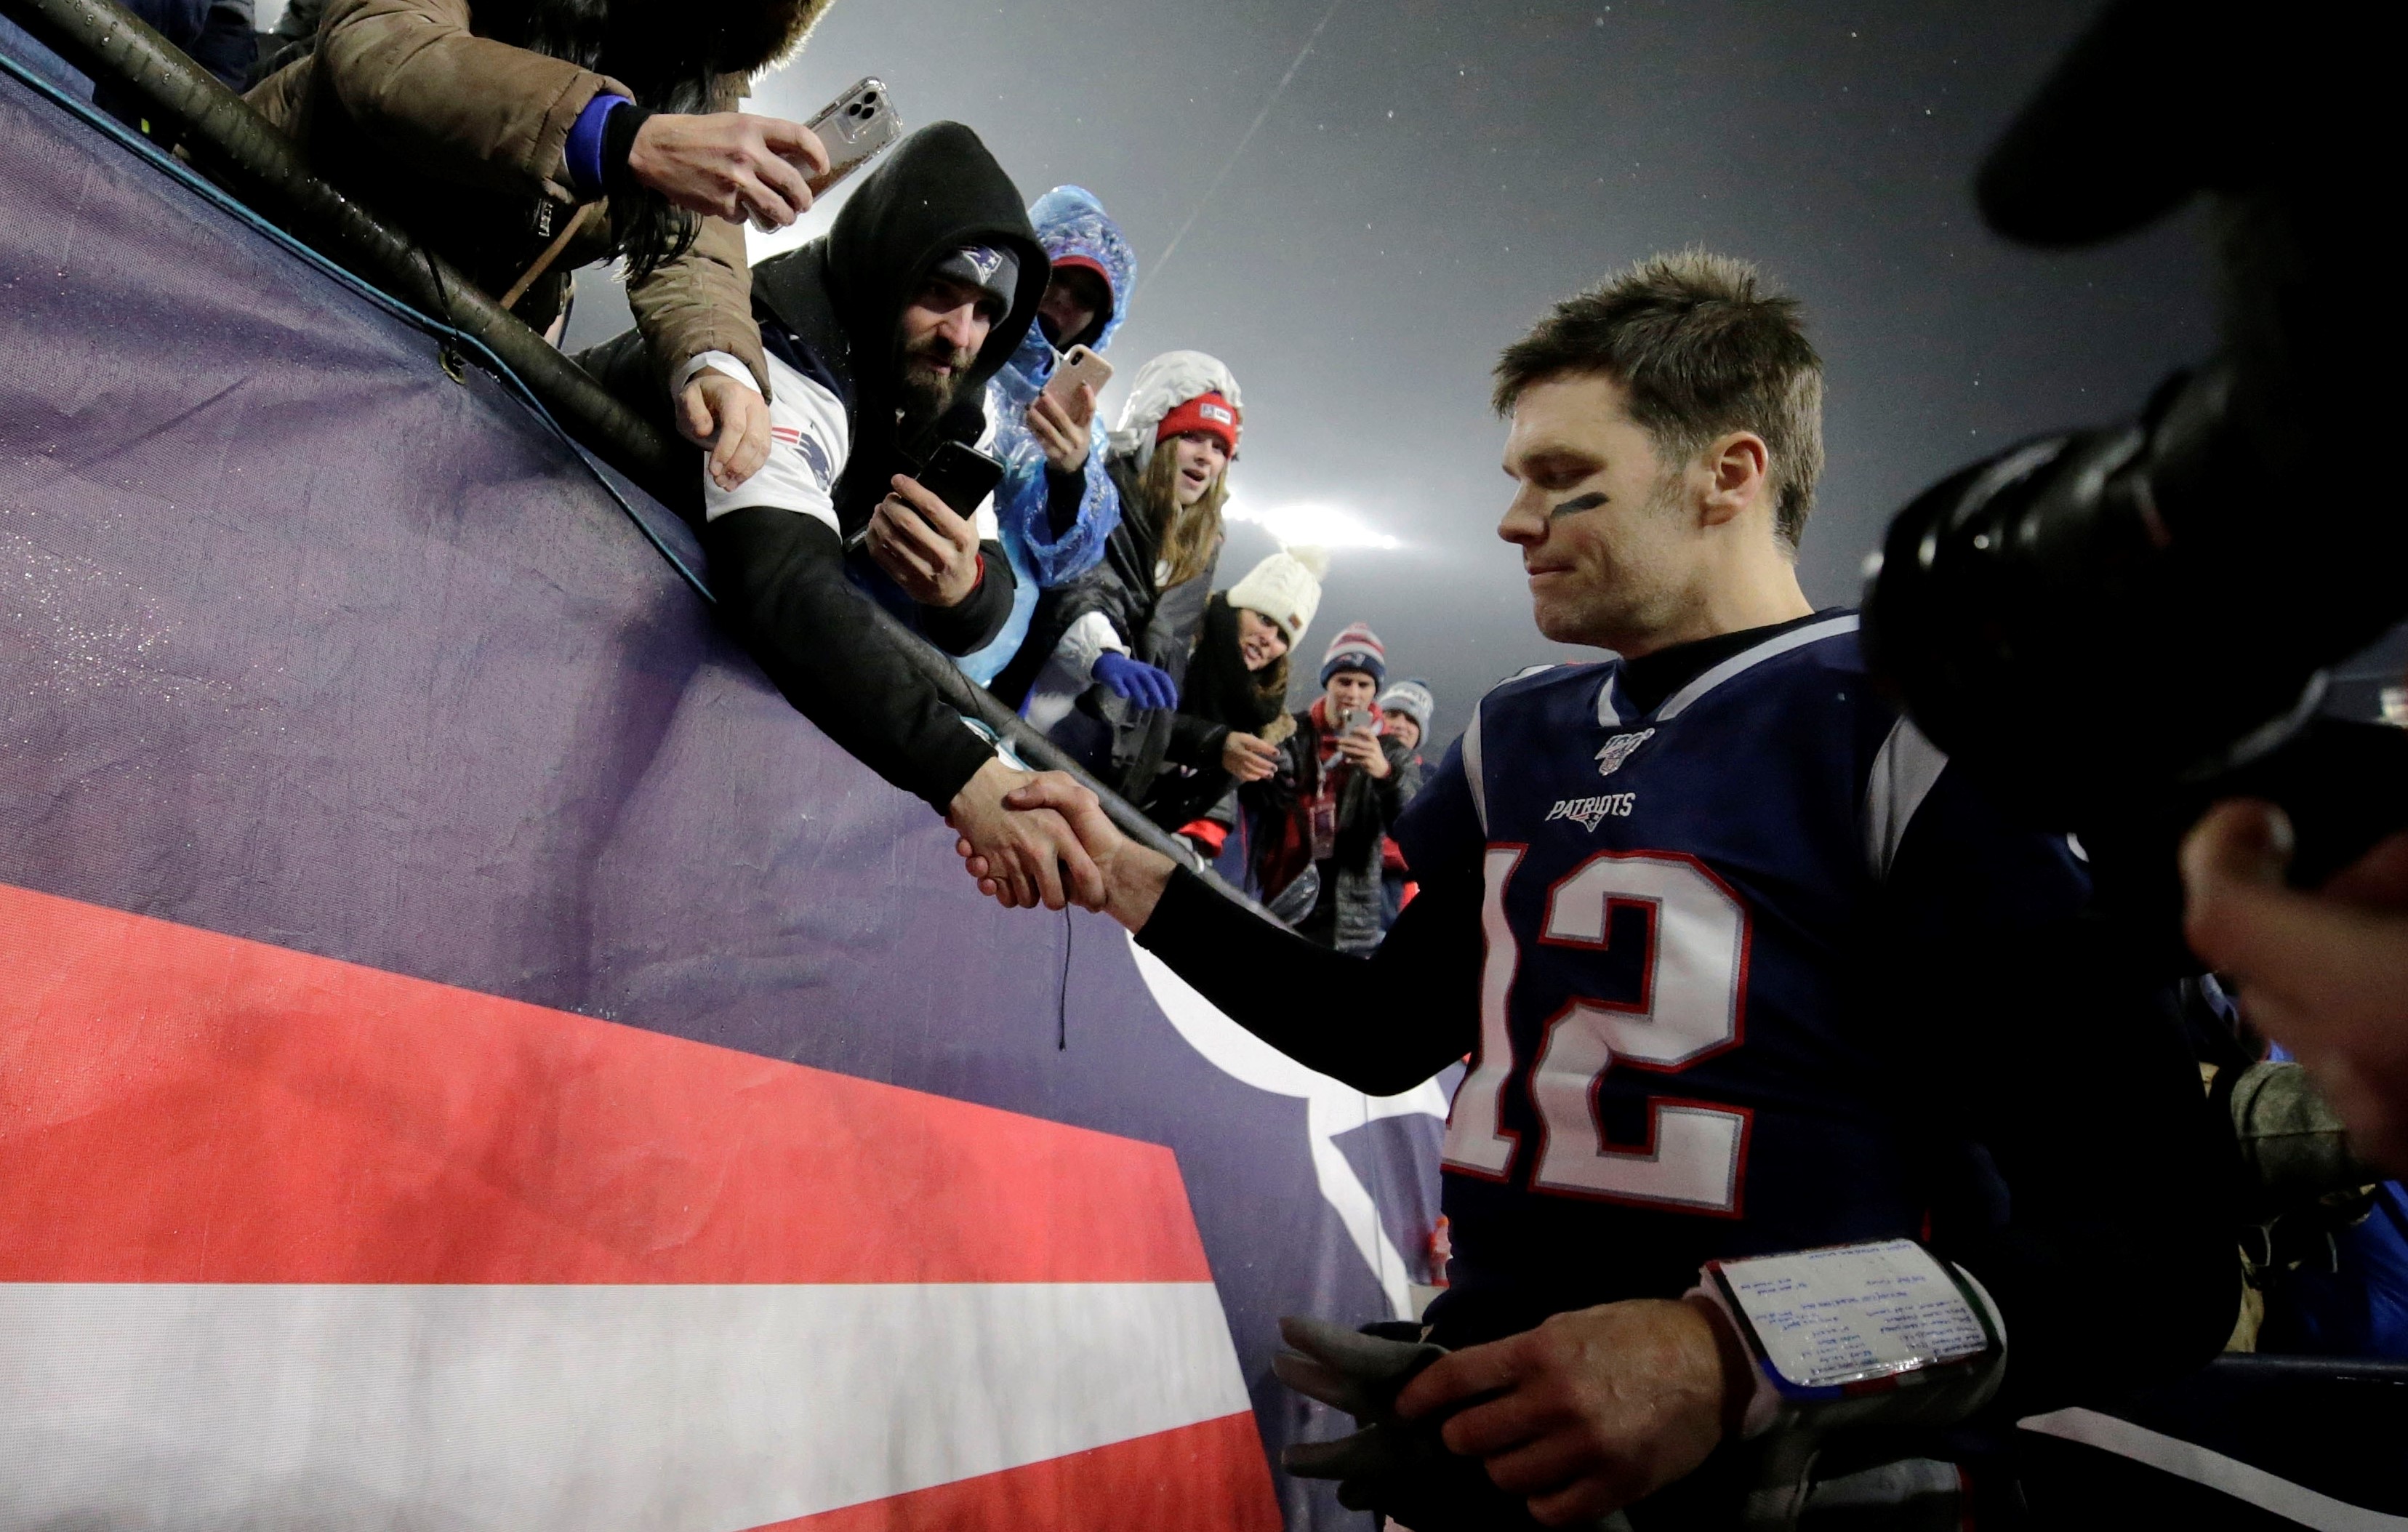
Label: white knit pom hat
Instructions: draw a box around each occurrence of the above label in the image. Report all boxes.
[1225,545,1328,646]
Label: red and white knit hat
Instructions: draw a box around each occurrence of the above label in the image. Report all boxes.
[1154,392,1240,456]
[1109,351,1243,473]
[1319,622,1386,686]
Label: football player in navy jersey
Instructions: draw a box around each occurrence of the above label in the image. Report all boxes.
[964,252,2235,1526]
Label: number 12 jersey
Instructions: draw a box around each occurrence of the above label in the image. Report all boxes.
[1391,612,2088,1340]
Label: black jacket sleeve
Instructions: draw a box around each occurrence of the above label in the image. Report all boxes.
[1874,769,2239,1416]
[703,507,997,810]
[1376,741,1420,825]
[1165,713,1230,770]
[913,537,1016,657]
[1136,860,1480,1095]
[1046,465,1085,540]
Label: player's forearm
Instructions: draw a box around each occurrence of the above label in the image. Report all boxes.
[1137,865,1477,1095]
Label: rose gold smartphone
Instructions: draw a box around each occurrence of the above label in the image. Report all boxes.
[1041,343,1114,408]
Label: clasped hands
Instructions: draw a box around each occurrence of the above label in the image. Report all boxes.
[952,770,1155,918]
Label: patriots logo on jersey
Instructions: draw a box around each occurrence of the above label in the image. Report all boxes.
[1543,793,1635,832]
[771,425,835,494]
[1594,728,1656,778]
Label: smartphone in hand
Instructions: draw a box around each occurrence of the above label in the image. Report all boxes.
[753,79,902,232]
[1040,344,1113,410]
[805,78,902,196]
[910,441,1005,521]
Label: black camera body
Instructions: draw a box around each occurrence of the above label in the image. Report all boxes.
[1860,0,2408,915]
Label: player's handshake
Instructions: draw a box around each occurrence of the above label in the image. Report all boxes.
[954,771,1179,927]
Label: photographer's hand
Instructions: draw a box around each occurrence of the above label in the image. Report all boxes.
[1026,385,1096,475]
[625,113,829,228]
[868,476,982,608]
[2183,798,2408,1173]
[1223,731,1280,782]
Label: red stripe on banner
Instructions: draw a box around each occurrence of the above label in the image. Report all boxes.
[755,1412,1280,1532]
[0,881,1212,1285]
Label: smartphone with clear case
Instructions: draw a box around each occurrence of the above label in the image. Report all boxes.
[806,78,901,196]
[753,79,902,230]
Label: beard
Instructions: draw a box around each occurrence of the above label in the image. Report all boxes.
[896,334,977,429]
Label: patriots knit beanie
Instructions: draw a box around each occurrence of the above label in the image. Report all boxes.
[1320,622,1386,686]
[1225,545,1328,646]
[1378,678,1435,734]
[928,243,1020,315]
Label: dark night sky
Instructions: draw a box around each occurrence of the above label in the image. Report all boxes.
[569,0,2223,750]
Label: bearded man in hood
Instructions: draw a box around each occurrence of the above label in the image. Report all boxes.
[249,0,836,485]
[585,121,1095,906]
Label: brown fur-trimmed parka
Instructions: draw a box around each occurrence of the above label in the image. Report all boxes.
[248,0,827,393]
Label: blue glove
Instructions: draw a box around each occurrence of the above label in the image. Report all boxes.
[1093,651,1180,710]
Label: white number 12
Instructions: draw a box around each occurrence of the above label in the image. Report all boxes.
[1443,847,1751,1214]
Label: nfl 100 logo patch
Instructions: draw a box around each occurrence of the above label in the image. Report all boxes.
[1594,728,1655,778]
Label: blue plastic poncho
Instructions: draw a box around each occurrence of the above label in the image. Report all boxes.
[958,186,1137,686]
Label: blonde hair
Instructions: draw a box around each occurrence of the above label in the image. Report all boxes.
[1140,442,1227,588]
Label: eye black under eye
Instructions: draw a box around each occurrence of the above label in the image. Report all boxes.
[1551,492,1608,516]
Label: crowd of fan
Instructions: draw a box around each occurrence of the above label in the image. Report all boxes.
[80,0,1451,953]
[61,0,2393,1362]
[30,0,2404,1508]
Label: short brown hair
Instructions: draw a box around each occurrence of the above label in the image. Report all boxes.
[1493,250,1825,550]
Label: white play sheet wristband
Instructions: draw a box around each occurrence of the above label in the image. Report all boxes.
[1691,1239,2007,1440]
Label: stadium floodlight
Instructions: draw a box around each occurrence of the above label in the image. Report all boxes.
[1224,496,1402,551]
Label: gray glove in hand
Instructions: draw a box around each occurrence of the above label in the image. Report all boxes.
[1275,1316,1566,1532]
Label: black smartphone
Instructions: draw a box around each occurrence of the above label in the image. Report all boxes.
[910,441,1005,519]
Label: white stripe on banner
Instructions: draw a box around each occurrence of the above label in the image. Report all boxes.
[2019,1408,2408,1532]
[0,1281,1251,1531]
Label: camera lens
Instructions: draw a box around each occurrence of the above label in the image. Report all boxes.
[860,92,878,106]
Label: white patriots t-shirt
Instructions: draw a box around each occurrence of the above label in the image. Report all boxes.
[690,350,1000,540]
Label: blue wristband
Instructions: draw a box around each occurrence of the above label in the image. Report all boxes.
[565,94,631,199]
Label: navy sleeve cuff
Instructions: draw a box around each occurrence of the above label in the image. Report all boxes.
[566,94,633,200]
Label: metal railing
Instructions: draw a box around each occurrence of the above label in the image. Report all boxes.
[0,0,1236,884]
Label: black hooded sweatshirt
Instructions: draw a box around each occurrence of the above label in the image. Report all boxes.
[699,122,1049,811]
